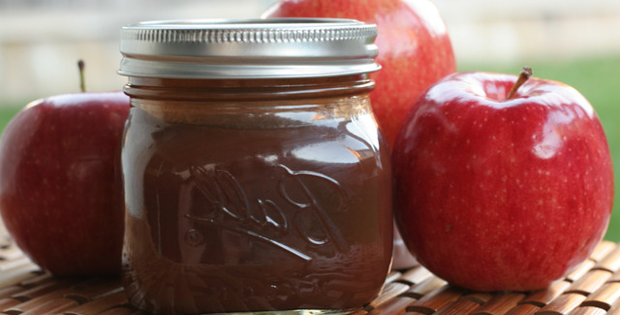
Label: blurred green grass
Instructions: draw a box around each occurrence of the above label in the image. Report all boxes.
[0,106,22,132]
[0,54,618,240]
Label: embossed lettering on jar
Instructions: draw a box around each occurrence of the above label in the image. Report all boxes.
[119,19,392,315]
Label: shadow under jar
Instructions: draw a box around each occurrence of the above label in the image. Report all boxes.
[118,19,393,315]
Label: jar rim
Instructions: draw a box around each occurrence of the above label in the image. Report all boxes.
[118,18,380,79]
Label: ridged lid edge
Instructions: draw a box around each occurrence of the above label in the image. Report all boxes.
[119,18,380,79]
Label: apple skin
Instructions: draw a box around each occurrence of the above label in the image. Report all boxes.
[262,0,457,149]
[393,71,614,291]
[0,91,130,277]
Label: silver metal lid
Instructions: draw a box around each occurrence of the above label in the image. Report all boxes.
[118,18,380,79]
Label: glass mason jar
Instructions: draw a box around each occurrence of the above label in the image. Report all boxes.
[118,19,393,315]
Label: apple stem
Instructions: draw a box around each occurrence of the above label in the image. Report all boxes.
[506,66,533,100]
[78,60,86,93]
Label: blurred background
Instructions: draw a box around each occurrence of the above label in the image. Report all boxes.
[0,0,618,239]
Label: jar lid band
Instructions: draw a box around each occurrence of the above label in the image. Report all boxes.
[118,18,380,79]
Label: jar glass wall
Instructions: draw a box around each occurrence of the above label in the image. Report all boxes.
[119,19,393,315]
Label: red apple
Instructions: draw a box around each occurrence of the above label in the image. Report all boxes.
[0,90,129,276]
[393,68,614,291]
[262,0,457,149]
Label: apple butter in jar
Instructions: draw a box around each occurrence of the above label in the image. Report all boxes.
[118,19,392,315]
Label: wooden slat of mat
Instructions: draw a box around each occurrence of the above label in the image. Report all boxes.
[369,296,417,315]
[10,279,72,302]
[590,242,618,263]
[386,271,402,284]
[20,296,79,315]
[566,270,613,296]
[64,277,124,304]
[62,290,128,315]
[0,242,27,261]
[0,286,24,301]
[566,261,596,283]
[582,282,620,311]
[471,292,526,315]
[503,303,540,315]
[432,299,481,315]
[521,280,572,307]
[3,286,76,314]
[594,245,620,273]
[0,265,40,289]
[460,292,494,305]
[397,266,434,285]
[608,297,620,315]
[403,276,448,299]
[569,306,608,315]
[0,298,21,312]
[371,282,411,308]
[406,286,464,314]
[1,235,620,314]
[536,293,587,315]
[19,272,53,289]
[96,306,148,315]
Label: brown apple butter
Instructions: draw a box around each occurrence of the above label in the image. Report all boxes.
[119,19,392,315]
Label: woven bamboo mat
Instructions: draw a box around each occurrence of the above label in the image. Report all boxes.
[1,230,620,315]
